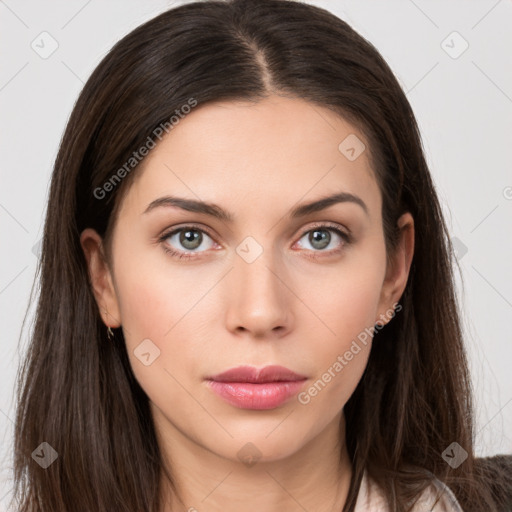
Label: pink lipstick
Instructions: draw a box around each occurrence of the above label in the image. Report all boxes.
[205,365,307,410]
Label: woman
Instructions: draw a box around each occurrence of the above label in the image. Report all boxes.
[11,0,510,510]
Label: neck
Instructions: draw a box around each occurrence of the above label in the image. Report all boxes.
[157,410,353,512]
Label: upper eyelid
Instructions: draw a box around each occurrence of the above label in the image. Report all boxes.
[298,221,349,236]
[159,223,216,242]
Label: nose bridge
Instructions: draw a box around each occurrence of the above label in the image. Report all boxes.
[224,236,292,335]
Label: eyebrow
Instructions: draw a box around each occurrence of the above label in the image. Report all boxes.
[142,192,369,221]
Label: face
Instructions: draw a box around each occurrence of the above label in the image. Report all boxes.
[81,94,414,466]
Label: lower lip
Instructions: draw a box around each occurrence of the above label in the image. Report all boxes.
[206,380,306,410]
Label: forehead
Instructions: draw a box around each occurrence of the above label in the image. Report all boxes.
[117,95,380,222]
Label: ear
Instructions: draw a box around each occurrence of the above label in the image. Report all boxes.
[80,228,122,328]
[375,212,414,326]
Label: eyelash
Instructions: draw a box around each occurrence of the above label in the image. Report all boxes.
[157,222,352,261]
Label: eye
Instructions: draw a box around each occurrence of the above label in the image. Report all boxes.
[157,222,351,261]
[294,223,351,258]
[158,225,217,259]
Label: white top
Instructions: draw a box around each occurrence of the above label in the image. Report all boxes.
[354,470,464,511]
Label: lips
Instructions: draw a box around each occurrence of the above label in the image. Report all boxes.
[205,365,307,410]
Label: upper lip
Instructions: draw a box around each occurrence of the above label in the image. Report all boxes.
[207,365,307,383]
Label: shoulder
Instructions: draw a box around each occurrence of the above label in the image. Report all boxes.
[411,475,464,512]
[354,469,464,512]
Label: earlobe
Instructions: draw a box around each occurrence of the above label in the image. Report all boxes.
[79,228,122,328]
[375,212,415,326]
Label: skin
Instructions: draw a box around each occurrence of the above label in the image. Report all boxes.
[81,94,414,512]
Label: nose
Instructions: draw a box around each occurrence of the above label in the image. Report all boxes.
[223,247,294,339]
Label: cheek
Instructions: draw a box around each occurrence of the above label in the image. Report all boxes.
[115,273,173,343]
[111,249,215,396]
[295,276,377,413]
[293,246,385,406]
[295,248,386,347]
[113,272,201,421]
[112,239,203,343]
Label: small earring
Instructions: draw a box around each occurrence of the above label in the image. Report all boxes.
[107,325,114,340]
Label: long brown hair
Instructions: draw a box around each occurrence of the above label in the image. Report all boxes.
[11,0,510,510]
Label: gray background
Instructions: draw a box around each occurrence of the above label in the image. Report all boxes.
[1,0,511,508]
